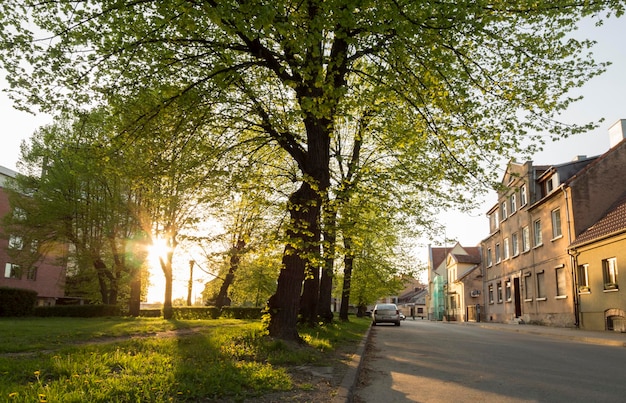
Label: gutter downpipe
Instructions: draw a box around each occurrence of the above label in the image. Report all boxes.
[562,186,580,328]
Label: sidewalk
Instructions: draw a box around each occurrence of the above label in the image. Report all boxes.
[461,320,626,348]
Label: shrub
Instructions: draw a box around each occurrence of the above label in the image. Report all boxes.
[171,306,221,320]
[221,306,263,320]
[0,287,37,316]
[32,304,121,317]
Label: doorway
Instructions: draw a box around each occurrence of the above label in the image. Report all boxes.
[514,277,522,317]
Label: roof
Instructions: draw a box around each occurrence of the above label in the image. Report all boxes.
[429,247,448,270]
[451,246,481,265]
[569,194,626,249]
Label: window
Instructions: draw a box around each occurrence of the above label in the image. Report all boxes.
[533,219,543,247]
[510,194,517,214]
[489,211,499,232]
[495,243,501,263]
[546,177,555,194]
[8,235,23,250]
[577,264,590,293]
[501,201,507,221]
[512,233,519,257]
[551,209,562,239]
[503,238,510,260]
[12,207,26,221]
[26,266,37,281]
[497,282,503,302]
[4,263,21,279]
[486,248,493,267]
[522,226,530,252]
[537,271,546,299]
[603,258,618,290]
[524,273,533,300]
[488,284,494,303]
[505,280,512,301]
[520,184,528,206]
[556,266,567,297]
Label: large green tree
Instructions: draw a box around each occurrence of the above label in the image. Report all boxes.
[4,110,150,311]
[2,1,623,340]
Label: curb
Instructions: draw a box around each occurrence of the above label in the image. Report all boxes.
[332,323,373,403]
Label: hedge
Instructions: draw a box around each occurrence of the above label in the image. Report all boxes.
[0,287,37,317]
[33,304,121,317]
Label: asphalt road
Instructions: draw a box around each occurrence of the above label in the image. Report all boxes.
[353,320,626,403]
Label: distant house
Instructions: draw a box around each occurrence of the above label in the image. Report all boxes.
[397,279,428,319]
[568,194,626,331]
[0,165,67,306]
[427,244,461,321]
[443,244,482,322]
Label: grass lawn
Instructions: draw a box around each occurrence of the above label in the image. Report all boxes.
[0,316,370,402]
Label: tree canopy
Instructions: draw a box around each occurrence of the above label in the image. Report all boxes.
[1,0,623,339]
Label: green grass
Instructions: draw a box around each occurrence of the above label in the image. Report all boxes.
[0,316,370,402]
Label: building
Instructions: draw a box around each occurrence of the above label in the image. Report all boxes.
[427,244,456,321]
[482,120,626,326]
[443,244,482,322]
[0,165,67,306]
[397,279,428,319]
[568,195,626,331]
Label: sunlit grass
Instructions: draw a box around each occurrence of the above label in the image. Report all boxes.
[0,316,370,401]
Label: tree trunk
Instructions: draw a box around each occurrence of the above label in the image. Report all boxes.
[318,203,337,323]
[267,183,320,340]
[339,236,354,321]
[300,262,320,326]
[128,267,141,316]
[215,238,245,309]
[161,255,173,319]
[93,258,111,304]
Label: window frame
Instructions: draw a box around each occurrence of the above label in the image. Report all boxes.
[512,232,519,257]
[4,263,21,279]
[537,270,546,300]
[533,219,543,247]
[522,226,530,252]
[503,238,510,260]
[510,193,517,214]
[555,266,567,298]
[577,264,590,293]
[520,184,528,206]
[603,257,619,291]
[551,208,562,240]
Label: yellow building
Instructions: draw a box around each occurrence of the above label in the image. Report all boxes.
[568,196,626,331]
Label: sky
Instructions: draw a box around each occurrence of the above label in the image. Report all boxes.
[2,12,626,294]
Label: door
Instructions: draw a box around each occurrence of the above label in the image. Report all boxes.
[514,277,522,317]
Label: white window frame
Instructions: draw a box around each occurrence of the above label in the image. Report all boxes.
[522,226,530,252]
[512,233,519,257]
[533,219,543,247]
[510,193,517,214]
[520,184,528,206]
[551,208,562,239]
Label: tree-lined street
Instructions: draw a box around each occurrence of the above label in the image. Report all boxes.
[355,321,626,403]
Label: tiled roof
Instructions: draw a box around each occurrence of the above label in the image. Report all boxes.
[570,194,626,248]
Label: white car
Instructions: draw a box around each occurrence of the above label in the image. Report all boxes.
[372,303,401,326]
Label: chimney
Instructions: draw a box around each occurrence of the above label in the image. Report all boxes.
[609,119,626,148]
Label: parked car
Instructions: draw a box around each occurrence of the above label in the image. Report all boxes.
[400,313,406,320]
[372,303,401,326]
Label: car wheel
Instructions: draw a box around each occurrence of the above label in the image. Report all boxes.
[395,321,400,326]
[373,321,377,326]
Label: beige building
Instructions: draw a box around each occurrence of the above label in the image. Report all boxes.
[443,244,482,322]
[568,196,626,331]
[482,120,626,326]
